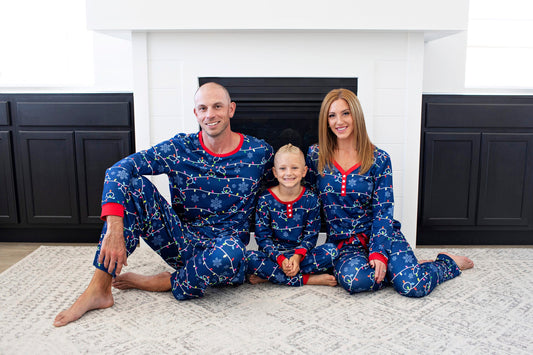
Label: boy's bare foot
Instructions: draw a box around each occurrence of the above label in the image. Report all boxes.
[248,274,268,285]
[418,259,432,264]
[53,269,114,327]
[112,271,172,292]
[441,252,474,270]
[307,274,337,286]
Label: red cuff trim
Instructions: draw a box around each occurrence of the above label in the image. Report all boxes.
[276,255,287,267]
[302,274,310,285]
[369,252,388,267]
[101,202,125,220]
[294,248,307,260]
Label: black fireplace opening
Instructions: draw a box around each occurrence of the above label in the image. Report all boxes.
[198,77,358,154]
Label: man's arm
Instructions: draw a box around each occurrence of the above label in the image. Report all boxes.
[97,215,128,275]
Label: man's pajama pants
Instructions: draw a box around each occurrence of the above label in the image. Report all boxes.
[93,176,247,300]
[246,243,339,286]
[334,238,461,297]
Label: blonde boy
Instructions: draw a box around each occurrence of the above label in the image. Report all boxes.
[246,144,338,286]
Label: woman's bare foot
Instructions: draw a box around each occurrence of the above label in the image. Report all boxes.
[248,274,268,285]
[441,252,474,270]
[112,271,172,292]
[306,274,337,286]
[53,269,114,327]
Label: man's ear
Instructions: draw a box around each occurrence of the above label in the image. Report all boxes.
[229,102,236,118]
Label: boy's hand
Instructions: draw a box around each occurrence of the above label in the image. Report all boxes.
[285,254,303,277]
[281,258,292,276]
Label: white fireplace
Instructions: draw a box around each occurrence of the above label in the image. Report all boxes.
[87,0,469,246]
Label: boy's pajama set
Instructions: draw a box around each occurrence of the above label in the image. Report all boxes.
[246,187,338,286]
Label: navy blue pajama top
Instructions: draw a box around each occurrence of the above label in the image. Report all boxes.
[254,187,321,265]
[306,144,404,264]
[101,132,274,245]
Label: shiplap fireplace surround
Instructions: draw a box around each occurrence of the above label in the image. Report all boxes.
[87,0,469,247]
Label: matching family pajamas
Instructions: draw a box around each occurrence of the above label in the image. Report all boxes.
[96,129,461,299]
[94,132,274,300]
[246,188,338,286]
[306,144,461,297]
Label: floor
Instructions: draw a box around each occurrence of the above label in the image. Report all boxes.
[0,242,97,273]
[3,242,530,274]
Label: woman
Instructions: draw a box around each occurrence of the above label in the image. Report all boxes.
[306,88,473,297]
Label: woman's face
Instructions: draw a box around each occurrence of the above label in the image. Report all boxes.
[327,99,354,141]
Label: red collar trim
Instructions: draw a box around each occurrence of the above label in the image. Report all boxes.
[198,132,243,157]
[268,187,306,205]
[333,160,361,175]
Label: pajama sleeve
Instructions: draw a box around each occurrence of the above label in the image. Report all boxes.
[101,135,181,212]
[304,145,319,191]
[368,151,394,265]
[254,194,286,264]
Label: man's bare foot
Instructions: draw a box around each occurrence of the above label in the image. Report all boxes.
[441,252,474,270]
[53,269,114,327]
[112,271,172,292]
[307,274,337,286]
[248,274,268,285]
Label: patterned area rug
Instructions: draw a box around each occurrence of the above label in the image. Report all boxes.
[1,245,532,354]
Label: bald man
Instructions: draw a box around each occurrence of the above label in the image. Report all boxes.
[54,82,274,327]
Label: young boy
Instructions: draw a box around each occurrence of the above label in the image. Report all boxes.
[246,144,338,286]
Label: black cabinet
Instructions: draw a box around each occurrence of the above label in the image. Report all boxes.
[0,131,18,223]
[0,94,134,242]
[418,95,533,245]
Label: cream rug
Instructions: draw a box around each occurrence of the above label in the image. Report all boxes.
[1,245,532,354]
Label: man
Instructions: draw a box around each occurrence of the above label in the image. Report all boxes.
[54,82,274,327]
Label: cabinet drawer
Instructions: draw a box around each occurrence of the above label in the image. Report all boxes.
[425,102,533,129]
[17,101,131,127]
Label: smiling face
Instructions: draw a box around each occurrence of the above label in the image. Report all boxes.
[194,83,236,139]
[273,151,308,190]
[327,98,355,142]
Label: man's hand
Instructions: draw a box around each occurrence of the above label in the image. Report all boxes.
[369,259,386,283]
[98,215,128,275]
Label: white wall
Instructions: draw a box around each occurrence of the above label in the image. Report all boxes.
[424,0,533,94]
[0,12,133,93]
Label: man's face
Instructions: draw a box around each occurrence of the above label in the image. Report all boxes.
[194,84,236,139]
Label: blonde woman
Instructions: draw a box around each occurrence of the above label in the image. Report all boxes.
[306,88,473,297]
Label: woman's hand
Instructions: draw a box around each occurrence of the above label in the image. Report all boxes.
[98,215,128,275]
[369,259,387,283]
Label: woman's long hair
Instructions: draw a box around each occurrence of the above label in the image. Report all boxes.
[318,88,375,175]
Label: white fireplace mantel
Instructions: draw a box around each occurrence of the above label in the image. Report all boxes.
[87,0,468,41]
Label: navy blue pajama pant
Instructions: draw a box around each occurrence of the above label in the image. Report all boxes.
[93,176,246,300]
[246,243,339,286]
[334,238,461,297]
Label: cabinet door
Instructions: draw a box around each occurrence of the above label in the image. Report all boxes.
[478,133,533,226]
[18,131,79,224]
[75,131,131,224]
[421,132,481,226]
[0,132,18,223]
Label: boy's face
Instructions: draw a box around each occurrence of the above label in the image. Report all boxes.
[273,152,308,190]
